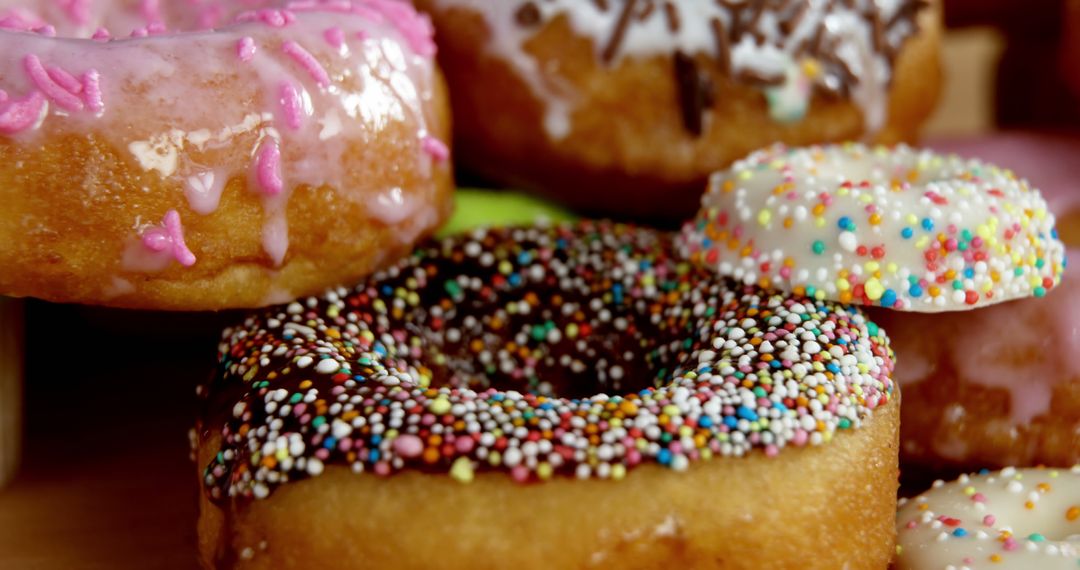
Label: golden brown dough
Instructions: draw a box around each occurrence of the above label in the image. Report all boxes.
[416,0,941,220]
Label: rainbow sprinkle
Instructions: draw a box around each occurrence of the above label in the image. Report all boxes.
[200,221,895,499]
[679,143,1068,312]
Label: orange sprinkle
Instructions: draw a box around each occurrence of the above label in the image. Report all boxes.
[1068,506,1080,522]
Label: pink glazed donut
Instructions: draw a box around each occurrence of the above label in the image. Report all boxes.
[0,0,453,310]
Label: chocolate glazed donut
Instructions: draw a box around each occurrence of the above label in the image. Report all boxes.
[196,221,900,569]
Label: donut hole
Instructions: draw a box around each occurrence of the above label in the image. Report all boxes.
[377,230,712,400]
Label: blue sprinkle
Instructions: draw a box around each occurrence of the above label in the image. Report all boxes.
[324,436,338,449]
[953,528,968,538]
[909,284,924,297]
[698,416,714,428]
[613,284,624,305]
[737,406,759,421]
[827,363,841,374]
[369,449,379,462]
[518,252,532,265]
[901,227,914,239]
[657,449,673,465]
[371,435,382,445]
[838,216,854,231]
[921,218,934,231]
[723,416,739,428]
[881,289,897,307]
[964,268,975,279]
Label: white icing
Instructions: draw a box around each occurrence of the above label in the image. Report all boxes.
[680,143,1068,313]
[424,0,920,139]
[897,467,1080,570]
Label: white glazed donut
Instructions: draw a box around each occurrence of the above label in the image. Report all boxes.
[678,143,1067,312]
[897,466,1080,569]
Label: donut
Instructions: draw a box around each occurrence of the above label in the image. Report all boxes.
[896,466,1080,569]
[412,0,941,220]
[679,142,1073,469]
[194,221,900,569]
[0,0,453,310]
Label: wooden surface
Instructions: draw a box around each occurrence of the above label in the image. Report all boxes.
[0,302,232,570]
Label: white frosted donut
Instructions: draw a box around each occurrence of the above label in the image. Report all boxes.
[679,143,1068,312]
[897,466,1080,569]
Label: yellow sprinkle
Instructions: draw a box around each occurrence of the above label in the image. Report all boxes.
[837,278,851,291]
[758,209,772,226]
[865,278,884,301]
[450,457,474,483]
[430,396,451,415]
[537,462,553,480]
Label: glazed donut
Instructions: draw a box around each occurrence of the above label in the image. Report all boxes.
[896,466,1080,569]
[195,221,899,569]
[679,142,1073,469]
[0,0,452,310]
[412,0,941,220]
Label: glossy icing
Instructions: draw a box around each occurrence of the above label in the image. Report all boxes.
[423,0,924,139]
[897,467,1080,570]
[0,0,444,277]
[679,143,1067,313]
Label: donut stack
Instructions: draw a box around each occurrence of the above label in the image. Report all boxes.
[5,1,1078,569]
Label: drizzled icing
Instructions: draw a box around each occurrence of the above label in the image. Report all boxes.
[422,0,924,139]
[0,0,445,281]
[897,467,1080,570]
[199,222,895,499]
[679,143,1067,312]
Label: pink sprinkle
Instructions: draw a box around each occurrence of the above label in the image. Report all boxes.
[91,27,110,41]
[392,434,423,458]
[792,429,808,446]
[254,138,284,196]
[24,55,83,112]
[141,228,170,252]
[0,91,46,134]
[983,514,996,526]
[972,492,987,503]
[324,26,345,49]
[35,25,56,36]
[1003,537,1018,551]
[237,36,256,62]
[421,135,449,161]
[59,0,91,25]
[197,6,223,29]
[278,81,303,130]
[373,461,391,476]
[454,436,474,454]
[81,70,103,113]
[511,465,529,482]
[764,444,779,457]
[236,8,295,28]
[139,0,161,26]
[47,67,82,95]
[286,0,352,12]
[162,209,197,266]
[0,10,43,32]
[282,40,330,88]
[905,520,917,529]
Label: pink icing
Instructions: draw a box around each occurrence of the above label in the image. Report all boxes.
[0,0,443,282]
[282,39,330,88]
[364,0,434,57]
[323,26,344,49]
[237,36,256,61]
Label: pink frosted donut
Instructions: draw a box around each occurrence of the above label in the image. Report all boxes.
[0,0,453,310]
